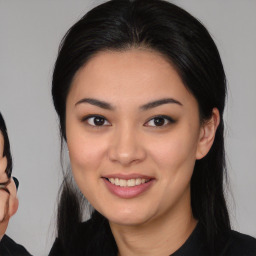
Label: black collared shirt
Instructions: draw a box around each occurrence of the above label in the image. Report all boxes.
[171,223,256,256]
[1,222,256,255]
[49,220,256,256]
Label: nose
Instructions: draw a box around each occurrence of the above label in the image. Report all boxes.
[108,125,146,166]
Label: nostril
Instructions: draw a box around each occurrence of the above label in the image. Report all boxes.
[108,147,147,166]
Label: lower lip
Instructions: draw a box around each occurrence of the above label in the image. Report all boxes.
[102,178,155,199]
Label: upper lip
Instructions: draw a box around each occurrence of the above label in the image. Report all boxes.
[102,173,154,180]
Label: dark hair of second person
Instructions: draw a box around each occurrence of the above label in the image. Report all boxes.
[0,113,12,178]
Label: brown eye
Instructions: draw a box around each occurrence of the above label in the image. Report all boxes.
[153,117,165,126]
[84,115,110,127]
[145,115,175,127]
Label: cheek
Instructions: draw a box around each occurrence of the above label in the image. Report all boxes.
[67,135,107,206]
[68,135,106,173]
[148,128,199,175]
[147,131,199,208]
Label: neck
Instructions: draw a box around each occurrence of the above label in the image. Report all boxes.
[110,193,197,256]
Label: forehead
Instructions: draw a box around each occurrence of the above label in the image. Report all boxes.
[68,49,196,108]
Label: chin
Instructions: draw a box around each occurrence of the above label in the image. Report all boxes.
[109,216,149,227]
[102,208,154,227]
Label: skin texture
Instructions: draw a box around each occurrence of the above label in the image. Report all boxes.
[65,49,220,256]
[0,132,18,240]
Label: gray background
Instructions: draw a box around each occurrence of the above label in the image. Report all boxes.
[0,0,255,255]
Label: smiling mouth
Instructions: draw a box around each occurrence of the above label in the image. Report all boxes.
[104,177,152,187]
[102,176,155,198]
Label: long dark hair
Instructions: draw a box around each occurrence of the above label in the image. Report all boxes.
[0,112,13,178]
[52,0,230,254]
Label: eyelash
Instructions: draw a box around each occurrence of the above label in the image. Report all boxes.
[145,115,175,128]
[82,114,175,129]
[82,115,111,128]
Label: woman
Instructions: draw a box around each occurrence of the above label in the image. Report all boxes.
[0,113,31,255]
[1,0,256,255]
[48,0,256,255]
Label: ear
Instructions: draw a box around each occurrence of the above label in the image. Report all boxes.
[196,108,220,160]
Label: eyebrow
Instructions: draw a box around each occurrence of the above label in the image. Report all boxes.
[75,98,114,110]
[140,98,183,110]
[75,97,183,110]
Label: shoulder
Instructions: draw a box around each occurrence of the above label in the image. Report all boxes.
[0,235,31,256]
[223,230,256,255]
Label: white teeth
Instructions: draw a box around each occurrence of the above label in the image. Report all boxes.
[108,178,150,187]
[114,178,119,186]
[135,178,141,185]
[127,179,135,187]
[119,179,127,187]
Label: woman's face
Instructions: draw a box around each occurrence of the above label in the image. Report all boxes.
[65,49,206,226]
